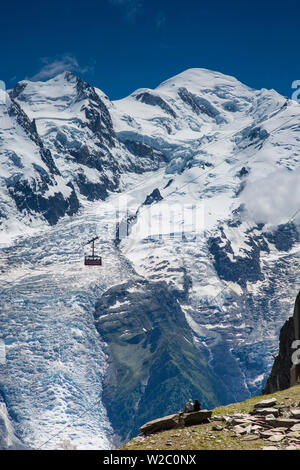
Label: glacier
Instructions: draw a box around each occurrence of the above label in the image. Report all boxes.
[1,68,300,448]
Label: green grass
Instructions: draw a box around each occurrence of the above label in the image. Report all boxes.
[119,384,300,451]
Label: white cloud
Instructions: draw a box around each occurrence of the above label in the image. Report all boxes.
[31,54,94,81]
[240,168,300,226]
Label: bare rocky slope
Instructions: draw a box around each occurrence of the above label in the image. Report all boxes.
[120,385,300,451]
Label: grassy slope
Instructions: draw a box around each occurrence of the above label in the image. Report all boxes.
[119,384,300,450]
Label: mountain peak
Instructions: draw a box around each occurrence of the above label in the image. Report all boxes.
[156,67,246,92]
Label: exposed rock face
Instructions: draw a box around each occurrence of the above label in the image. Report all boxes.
[262,292,300,394]
[140,414,180,435]
[183,410,212,426]
[143,188,163,206]
[134,91,177,118]
[140,410,212,435]
[1,94,80,226]
[9,178,79,226]
[252,408,279,417]
[207,227,269,288]
[254,398,277,408]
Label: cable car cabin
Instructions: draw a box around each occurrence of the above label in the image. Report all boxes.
[84,255,102,266]
[84,236,102,266]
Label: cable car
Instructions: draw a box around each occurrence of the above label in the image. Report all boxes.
[84,236,102,266]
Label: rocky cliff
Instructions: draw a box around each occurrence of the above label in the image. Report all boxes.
[262,292,300,394]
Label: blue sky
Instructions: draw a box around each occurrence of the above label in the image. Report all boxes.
[1,0,300,99]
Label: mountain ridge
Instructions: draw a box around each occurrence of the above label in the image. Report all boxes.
[1,68,300,448]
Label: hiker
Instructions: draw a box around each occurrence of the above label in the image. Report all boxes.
[184,399,194,413]
[194,399,201,411]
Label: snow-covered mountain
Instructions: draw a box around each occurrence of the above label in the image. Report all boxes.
[11,72,165,201]
[1,68,300,448]
[0,89,79,235]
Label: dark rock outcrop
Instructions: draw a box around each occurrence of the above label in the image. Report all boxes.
[5,98,80,225]
[207,227,269,288]
[262,291,300,394]
[8,179,79,226]
[134,91,177,118]
[140,414,180,435]
[183,410,212,427]
[265,223,299,252]
[140,410,212,435]
[123,140,165,165]
[178,87,225,123]
[8,98,60,176]
[143,188,163,206]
